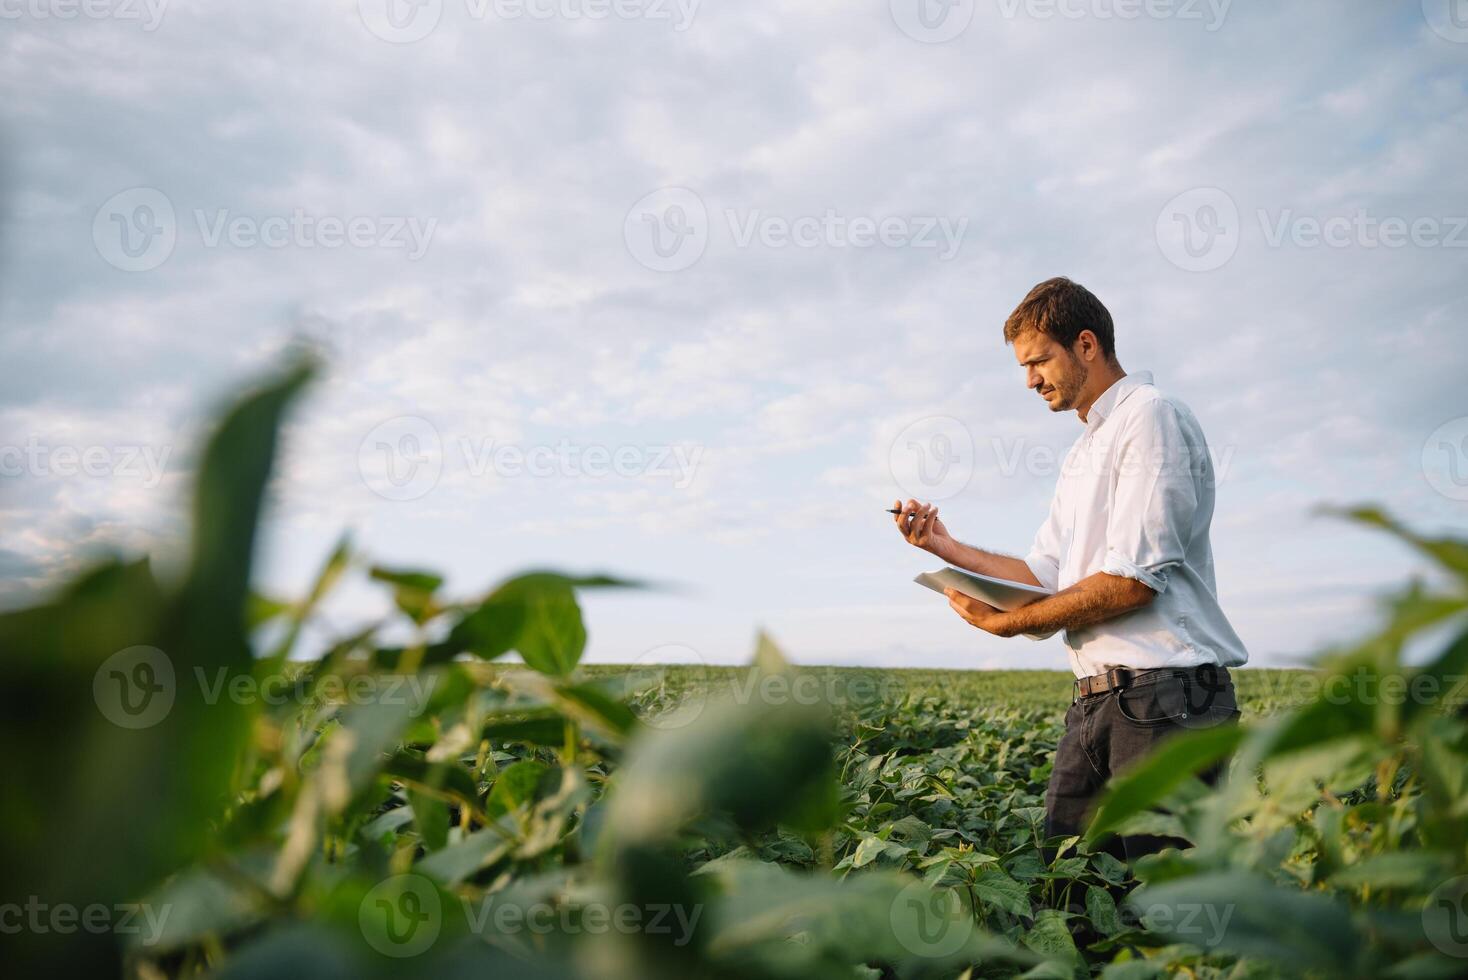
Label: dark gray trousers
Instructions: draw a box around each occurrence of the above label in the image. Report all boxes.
[1044,665,1241,862]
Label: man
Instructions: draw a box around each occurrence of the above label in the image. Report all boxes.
[893,276,1247,860]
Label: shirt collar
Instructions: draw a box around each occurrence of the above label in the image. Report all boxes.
[1085,370,1153,429]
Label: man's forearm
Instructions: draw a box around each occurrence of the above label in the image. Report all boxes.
[934,539,1043,588]
[997,572,1155,637]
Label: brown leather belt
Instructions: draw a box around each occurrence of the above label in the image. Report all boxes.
[1074,667,1137,699]
[1072,664,1228,701]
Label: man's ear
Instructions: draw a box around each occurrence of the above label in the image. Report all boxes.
[1074,330,1100,363]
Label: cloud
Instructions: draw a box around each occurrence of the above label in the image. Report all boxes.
[1,2,1464,666]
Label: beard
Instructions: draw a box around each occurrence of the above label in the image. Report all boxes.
[1046,355,1089,412]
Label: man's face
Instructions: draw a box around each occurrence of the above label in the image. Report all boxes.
[1013,330,1089,413]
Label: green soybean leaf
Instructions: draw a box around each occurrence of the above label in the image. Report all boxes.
[513,581,586,676]
[1085,723,1244,846]
[417,826,515,885]
[487,760,552,819]
[410,789,450,851]
[1130,871,1360,971]
[1328,852,1453,890]
[382,752,483,811]
[0,360,312,976]
[852,835,886,868]
[264,533,353,662]
[973,870,1031,918]
[1024,908,1079,962]
[1086,885,1123,936]
[370,564,444,625]
[1327,506,1468,581]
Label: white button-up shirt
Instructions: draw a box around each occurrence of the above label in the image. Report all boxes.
[1023,370,1249,677]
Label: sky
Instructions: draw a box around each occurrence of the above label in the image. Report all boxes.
[1,0,1466,672]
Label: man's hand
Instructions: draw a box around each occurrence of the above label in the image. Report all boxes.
[943,588,1016,637]
[893,498,954,560]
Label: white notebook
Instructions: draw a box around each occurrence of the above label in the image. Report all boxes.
[914,566,1054,611]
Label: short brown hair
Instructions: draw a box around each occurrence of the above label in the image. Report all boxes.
[1003,277,1116,360]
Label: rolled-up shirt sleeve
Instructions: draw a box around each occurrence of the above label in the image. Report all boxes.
[1101,399,1199,595]
[1023,491,1063,595]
